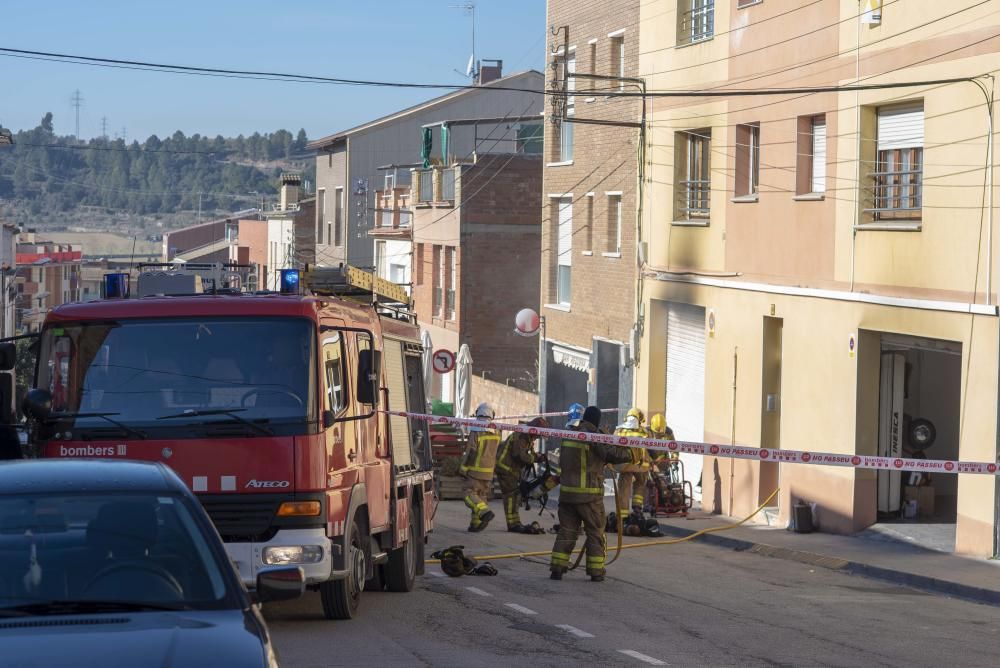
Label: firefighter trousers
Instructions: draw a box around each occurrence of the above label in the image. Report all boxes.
[496,472,522,529]
[618,472,648,513]
[550,499,607,577]
[462,476,493,528]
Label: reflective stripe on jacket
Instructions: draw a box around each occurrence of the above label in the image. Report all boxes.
[460,430,501,480]
[613,426,652,473]
[496,433,534,476]
[557,421,635,504]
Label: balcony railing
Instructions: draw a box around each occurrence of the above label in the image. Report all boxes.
[864,169,923,220]
[677,180,711,219]
[678,1,714,46]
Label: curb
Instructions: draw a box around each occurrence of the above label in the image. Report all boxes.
[656,524,1000,608]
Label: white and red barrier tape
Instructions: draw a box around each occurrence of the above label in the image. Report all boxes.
[391,410,1000,477]
[493,408,619,420]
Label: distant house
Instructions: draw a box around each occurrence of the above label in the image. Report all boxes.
[307,65,543,270]
[15,233,82,333]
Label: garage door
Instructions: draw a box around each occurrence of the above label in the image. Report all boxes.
[665,302,706,500]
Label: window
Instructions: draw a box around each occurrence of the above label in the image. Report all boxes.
[585,194,594,251]
[869,103,924,221]
[737,0,761,8]
[735,123,760,197]
[446,248,456,320]
[678,0,714,45]
[560,110,575,162]
[334,187,344,246]
[610,35,625,89]
[556,197,572,305]
[323,332,347,415]
[317,188,326,243]
[607,194,622,253]
[415,243,425,285]
[675,129,711,221]
[811,116,827,193]
[432,245,442,315]
[375,240,386,278]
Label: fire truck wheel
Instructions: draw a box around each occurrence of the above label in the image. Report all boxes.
[320,519,365,620]
[385,505,418,592]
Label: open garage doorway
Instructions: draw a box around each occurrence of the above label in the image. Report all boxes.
[873,333,960,551]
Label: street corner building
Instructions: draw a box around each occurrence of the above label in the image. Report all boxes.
[630,0,1000,556]
[541,0,642,424]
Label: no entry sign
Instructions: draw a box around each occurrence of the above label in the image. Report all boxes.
[432,349,456,374]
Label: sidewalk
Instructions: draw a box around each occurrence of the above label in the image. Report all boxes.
[655,513,1000,607]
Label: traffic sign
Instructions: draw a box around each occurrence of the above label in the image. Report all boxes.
[432,349,456,374]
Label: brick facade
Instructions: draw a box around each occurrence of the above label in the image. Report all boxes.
[541,0,640,415]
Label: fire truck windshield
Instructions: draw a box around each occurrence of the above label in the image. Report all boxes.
[36,317,316,435]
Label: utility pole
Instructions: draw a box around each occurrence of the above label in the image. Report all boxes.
[70,89,84,138]
[100,116,108,139]
[120,126,127,143]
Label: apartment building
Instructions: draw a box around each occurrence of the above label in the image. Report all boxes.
[636,0,1000,556]
[15,235,82,332]
[307,65,543,271]
[0,223,18,338]
[162,214,266,289]
[408,153,543,405]
[540,0,641,421]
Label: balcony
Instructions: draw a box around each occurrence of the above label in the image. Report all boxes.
[370,187,413,239]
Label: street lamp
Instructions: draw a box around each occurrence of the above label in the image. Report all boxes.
[514,308,545,413]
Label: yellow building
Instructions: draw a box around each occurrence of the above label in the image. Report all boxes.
[636,0,999,555]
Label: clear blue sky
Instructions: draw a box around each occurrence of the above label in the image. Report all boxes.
[1,0,546,141]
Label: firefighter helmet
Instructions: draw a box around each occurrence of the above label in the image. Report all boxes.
[650,413,667,435]
[627,407,645,424]
[566,403,585,427]
[474,402,495,420]
[432,546,477,577]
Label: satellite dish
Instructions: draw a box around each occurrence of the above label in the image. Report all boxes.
[465,54,475,77]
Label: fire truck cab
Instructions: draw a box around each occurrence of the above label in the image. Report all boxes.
[15,266,435,620]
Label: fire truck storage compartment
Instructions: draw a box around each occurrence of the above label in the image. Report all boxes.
[383,337,429,473]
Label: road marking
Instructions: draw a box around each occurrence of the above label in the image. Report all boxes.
[465,586,492,597]
[618,650,667,665]
[555,624,594,638]
[504,603,538,615]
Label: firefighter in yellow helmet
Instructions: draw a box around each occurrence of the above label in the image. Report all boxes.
[550,406,637,581]
[495,417,550,533]
[612,408,653,523]
[649,412,679,467]
[460,403,500,532]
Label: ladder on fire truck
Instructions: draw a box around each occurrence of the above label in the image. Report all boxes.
[302,265,415,324]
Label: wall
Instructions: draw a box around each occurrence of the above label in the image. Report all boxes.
[541,0,641,353]
[314,144,348,268]
[470,375,539,422]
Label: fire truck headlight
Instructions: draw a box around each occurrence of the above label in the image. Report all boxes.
[263,545,324,565]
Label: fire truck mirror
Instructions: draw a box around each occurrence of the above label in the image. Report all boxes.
[0,342,15,371]
[357,349,381,406]
[22,388,53,421]
[322,409,336,429]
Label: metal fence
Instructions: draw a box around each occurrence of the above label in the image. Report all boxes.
[441,168,456,201]
[419,170,434,202]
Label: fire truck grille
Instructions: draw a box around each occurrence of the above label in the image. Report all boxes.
[200,498,279,543]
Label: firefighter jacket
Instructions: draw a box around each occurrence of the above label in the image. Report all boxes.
[460,429,502,481]
[557,421,636,504]
[652,426,679,463]
[613,426,653,473]
[496,432,535,478]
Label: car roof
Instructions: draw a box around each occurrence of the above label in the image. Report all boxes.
[0,459,186,496]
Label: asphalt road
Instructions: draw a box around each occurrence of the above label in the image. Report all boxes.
[266,500,1000,667]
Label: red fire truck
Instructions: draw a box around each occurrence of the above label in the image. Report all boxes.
[15,266,435,620]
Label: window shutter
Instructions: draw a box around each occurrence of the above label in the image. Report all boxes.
[811,118,826,193]
[557,198,573,267]
[877,104,923,151]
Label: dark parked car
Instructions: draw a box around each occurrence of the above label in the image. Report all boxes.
[0,460,303,667]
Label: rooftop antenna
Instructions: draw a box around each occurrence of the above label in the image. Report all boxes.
[450,2,477,83]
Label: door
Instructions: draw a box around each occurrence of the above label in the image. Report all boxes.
[665,302,706,500]
[759,317,782,505]
[877,352,906,513]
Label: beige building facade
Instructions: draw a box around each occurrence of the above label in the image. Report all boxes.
[636,0,1000,556]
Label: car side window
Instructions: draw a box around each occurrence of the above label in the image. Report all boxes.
[323,333,347,415]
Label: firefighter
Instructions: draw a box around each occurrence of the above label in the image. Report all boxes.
[495,417,550,533]
[460,402,501,532]
[649,412,680,475]
[613,408,652,522]
[550,405,636,582]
